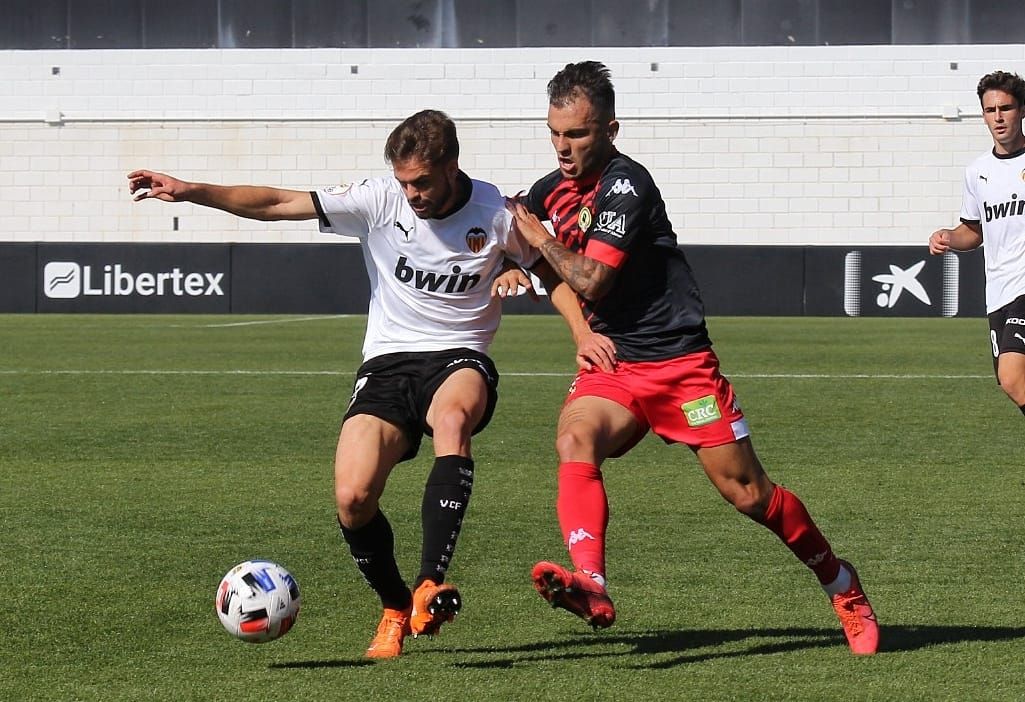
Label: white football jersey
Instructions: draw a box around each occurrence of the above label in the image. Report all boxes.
[960,147,1025,312]
[313,174,539,360]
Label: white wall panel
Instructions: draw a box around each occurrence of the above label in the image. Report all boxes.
[1,45,1023,244]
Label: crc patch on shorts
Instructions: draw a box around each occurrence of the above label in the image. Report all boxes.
[681,395,722,427]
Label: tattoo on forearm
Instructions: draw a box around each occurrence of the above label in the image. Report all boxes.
[541,238,602,297]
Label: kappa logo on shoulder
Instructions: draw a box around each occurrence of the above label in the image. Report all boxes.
[606,178,638,197]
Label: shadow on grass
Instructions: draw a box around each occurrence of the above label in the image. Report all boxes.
[440,623,1025,669]
[269,659,375,669]
[265,624,1025,670]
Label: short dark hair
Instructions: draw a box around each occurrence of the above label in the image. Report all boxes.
[977,71,1025,107]
[547,61,616,121]
[384,109,459,166]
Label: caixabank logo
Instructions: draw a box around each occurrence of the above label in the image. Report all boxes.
[843,251,958,317]
[43,261,225,300]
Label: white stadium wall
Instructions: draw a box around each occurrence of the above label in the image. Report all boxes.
[1,45,1024,246]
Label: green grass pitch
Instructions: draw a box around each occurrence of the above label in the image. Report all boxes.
[1,314,1023,701]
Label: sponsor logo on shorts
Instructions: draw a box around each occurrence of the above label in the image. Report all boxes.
[681,395,721,427]
[1004,317,1025,326]
[445,357,495,384]
[348,375,369,409]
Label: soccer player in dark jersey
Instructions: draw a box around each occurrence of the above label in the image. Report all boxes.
[929,70,1025,417]
[509,61,879,655]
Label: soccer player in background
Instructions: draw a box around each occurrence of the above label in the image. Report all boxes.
[128,110,539,658]
[929,70,1025,417]
[509,61,880,655]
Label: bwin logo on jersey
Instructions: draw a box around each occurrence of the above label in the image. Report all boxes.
[596,210,626,237]
[606,178,638,197]
[465,226,487,253]
[394,256,481,293]
[984,193,1025,222]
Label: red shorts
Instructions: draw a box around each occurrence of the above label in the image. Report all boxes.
[565,348,750,453]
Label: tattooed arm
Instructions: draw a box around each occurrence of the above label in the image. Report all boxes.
[509,201,617,302]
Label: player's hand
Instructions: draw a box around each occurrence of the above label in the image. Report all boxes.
[127,169,190,202]
[506,198,551,248]
[576,331,616,372]
[492,267,537,300]
[928,229,951,255]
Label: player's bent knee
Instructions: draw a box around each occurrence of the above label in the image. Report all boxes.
[720,480,773,520]
[997,357,1025,405]
[430,406,477,442]
[998,373,1025,405]
[1002,385,1025,406]
[731,492,769,520]
[334,485,377,527]
[554,428,597,462]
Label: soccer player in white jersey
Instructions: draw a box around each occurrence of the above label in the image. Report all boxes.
[127,110,540,658]
[930,71,1025,417]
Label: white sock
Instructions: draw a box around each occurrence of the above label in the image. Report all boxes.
[823,564,852,597]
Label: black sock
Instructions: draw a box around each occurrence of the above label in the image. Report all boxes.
[417,455,474,588]
[1020,404,1025,416]
[338,510,411,610]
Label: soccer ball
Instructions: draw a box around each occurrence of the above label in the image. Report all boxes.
[215,560,301,643]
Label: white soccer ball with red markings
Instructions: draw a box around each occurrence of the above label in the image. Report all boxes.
[215,560,301,643]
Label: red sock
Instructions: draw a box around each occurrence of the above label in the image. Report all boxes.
[758,485,841,585]
[556,461,608,577]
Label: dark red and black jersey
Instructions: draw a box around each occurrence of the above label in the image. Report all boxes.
[526,150,711,361]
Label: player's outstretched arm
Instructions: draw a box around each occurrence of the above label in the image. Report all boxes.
[928,222,982,255]
[507,200,616,301]
[127,169,317,221]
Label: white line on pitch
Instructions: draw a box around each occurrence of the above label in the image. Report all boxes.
[0,369,991,379]
[199,315,352,328]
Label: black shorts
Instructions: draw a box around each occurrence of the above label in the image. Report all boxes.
[342,348,500,462]
[987,294,1025,376]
